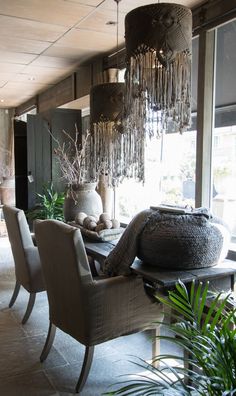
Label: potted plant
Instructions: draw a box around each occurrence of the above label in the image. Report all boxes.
[26,182,65,221]
[104,280,236,395]
[52,127,102,222]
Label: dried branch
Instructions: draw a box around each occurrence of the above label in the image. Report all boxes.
[49,126,96,190]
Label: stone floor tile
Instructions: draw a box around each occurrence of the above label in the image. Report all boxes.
[0,309,25,343]
[45,349,149,396]
[0,334,67,379]
[0,370,57,396]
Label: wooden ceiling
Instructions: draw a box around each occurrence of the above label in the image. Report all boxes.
[0,0,204,109]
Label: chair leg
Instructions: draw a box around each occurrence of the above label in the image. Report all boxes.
[22,292,36,324]
[9,281,20,308]
[75,346,95,393]
[40,322,56,362]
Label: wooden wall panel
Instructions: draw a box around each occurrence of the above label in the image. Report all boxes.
[76,65,92,98]
[192,0,236,35]
[27,114,51,208]
[14,120,28,210]
[27,109,82,208]
[15,97,37,116]
[38,75,75,114]
[50,108,82,193]
[92,58,104,86]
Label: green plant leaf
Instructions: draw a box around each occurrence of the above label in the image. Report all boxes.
[175,280,190,301]
[190,280,196,306]
[193,281,202,316]
[107,280,236,396]
[26,182,65,221]
[196,282,209,326]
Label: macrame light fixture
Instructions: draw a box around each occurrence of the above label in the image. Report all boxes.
[124,3,192,137]
[89,0,145,186]
[90,81,125,186]
[90,77,147,185]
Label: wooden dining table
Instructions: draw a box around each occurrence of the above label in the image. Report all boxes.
[84,238,236,293]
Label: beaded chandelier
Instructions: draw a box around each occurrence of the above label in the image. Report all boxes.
[124,3,192,138]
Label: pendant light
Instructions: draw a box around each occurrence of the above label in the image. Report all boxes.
[124,2,192,137]
[89,1,145,186]
[89,80,125,187]
[89,0,127,187]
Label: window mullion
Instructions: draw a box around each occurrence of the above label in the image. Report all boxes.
[195,29,216,208]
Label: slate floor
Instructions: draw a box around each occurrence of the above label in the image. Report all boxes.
[0,235,179,396]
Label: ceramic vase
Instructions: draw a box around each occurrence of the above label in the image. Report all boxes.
[63,182,103,222]
[0,177,15,206]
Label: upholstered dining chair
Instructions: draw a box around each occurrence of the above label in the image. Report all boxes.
[34,219,163,393]
[3,205,45,324]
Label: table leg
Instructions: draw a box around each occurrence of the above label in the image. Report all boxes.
[151,326,160,367]
[151,302,173,368]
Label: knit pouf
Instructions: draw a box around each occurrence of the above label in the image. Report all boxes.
[137,210,230,270]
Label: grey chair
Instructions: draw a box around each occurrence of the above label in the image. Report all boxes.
[3,205,45,324]
[34,219,163,393]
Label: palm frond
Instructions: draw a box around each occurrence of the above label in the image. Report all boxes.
[105,280,236,396]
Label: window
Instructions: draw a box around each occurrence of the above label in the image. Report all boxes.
[113,15,236,259]
[116,37,199,223]
[211,20,236,249]
[116,18,236,255]
[116,130,197,222]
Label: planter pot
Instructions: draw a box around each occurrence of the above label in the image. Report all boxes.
[63,182,103,222]
[0,177,15,206]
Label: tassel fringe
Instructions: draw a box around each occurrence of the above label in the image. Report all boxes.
[90,121,145,187]
[124,50,192,137]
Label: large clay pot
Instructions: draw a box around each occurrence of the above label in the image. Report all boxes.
[0,177,15,206]
[63,182,103,222]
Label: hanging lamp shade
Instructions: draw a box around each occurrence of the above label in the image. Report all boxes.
[124,3,192,137]
[90,82,124,125]
[89,81,146,186]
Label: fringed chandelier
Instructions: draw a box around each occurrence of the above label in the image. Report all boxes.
[90,80,146,186]
[124,3,192,138]
[89,0,145,187]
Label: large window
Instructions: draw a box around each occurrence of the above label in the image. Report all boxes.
[115,17,236,257]
[211,20,236,247]
[116,38,199,223]
[116,130,197,222]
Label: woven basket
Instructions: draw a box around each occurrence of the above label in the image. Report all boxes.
[138,211,230,270]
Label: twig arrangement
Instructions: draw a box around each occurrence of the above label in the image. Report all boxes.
[50,126,95,193]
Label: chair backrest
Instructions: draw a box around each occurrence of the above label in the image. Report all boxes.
[34,219,93,339]
[3,205,34,287]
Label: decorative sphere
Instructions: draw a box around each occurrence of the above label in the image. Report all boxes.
[103,220,112,229]
[99,213,111,223]
[83,216,97,229]
[75,212,87,225]
[87,221,97,231]
[111,219,120,229]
